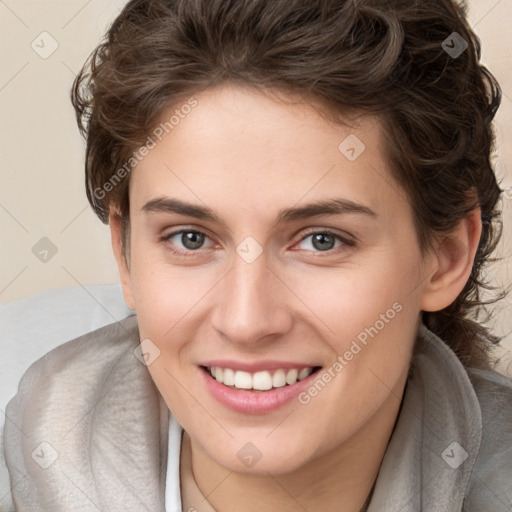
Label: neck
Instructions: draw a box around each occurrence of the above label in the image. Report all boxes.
[185,370,408,512]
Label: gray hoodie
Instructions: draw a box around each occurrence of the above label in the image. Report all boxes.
[1,316,511,511]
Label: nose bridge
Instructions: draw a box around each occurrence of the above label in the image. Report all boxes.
[212,253,290,344]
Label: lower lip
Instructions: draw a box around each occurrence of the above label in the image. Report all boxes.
[200,367,320,414]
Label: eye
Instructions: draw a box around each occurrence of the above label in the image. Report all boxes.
[294,230,352,253]
[161,229,214,255]
[160,228,353,257]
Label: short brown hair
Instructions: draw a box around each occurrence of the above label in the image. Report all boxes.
[72,0,505,369]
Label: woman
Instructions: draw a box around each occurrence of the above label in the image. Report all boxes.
[2,0,511,510]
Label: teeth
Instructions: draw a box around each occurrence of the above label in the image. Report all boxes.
[285,369,298,385]
[223,368,235,386]
[298,367,313,381]
[272,369,287,388]
[234,371,252,389]
[207,366,315,390]
[253,371,273,391]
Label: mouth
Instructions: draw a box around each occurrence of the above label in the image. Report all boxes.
[201,365,322,391]
[199,363,323,413]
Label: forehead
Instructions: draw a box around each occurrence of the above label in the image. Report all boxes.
[128,83,408,224]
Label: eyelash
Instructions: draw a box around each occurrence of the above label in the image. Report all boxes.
[159,228,354,257]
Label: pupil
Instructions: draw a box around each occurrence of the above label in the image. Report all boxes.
[312,233,334,251]
[182,231,204,250]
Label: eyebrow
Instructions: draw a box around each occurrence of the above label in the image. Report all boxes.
[141,196,377,227]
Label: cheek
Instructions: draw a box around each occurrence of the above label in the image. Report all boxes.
[128,244,211,336]
[285,256,420,340]
[284,257,421,401]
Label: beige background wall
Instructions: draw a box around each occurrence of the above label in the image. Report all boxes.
[1,1,511,364]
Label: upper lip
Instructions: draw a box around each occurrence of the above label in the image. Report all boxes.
[200,360,321,373]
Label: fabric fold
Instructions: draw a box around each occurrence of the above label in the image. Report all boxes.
[367,324,482,511]
[3,315,169,512]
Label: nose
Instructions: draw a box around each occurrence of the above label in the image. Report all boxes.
[211,254,293,347]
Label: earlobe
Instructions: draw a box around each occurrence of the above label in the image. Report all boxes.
[420,208,482,312]
[109,212,136,310]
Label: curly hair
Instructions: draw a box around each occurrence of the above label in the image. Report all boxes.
[71,0,505,369]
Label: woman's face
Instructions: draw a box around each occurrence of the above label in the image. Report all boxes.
[116,83,436,474]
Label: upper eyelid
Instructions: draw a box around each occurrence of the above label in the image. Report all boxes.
[296,227,353,242]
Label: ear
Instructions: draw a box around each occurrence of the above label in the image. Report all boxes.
[420,208,482,312]
[109,212,136,310]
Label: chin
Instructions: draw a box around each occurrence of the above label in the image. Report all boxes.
[200,431,321,475]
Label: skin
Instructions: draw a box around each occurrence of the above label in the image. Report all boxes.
[110,83,481,512]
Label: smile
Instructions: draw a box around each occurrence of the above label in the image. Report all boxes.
[199,363,322,413]
[205,366,316,391]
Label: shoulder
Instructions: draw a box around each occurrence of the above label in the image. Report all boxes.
[2,315,168,510]
[4,314,141,427]
[1,315,143,510]
[10,314,139,395]
[463,367,512,510]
